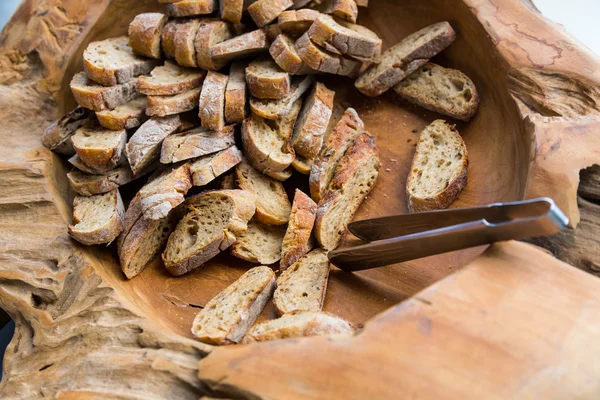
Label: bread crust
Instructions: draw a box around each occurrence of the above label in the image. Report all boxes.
[295,32,361,76]
[248,0,293,27]
[128,13,167,59]
[209,29,270,63]
[161,125,236,163]
[292,81,334,159]
[139,61,205,96]
[269,34,314,75]
[246,58,291,99]
[68,190,125,245]
[291,154,313,174]
[281,189,317,270]
[147,87,202,117]
[199,71,229,131]
[96,96,148,130]
[195,20,234,70]
[278,9,320,37]
[139,164,193,220]
[161,19,182,59]
[249,75,313,119]
[67,165,134,196]
[174,19,202,67]
[168,0,216,17]
[225,62,247,124]
[221,0,244,23]
[72,120,127,173]
[329,0,358,23]
[190,146,243,186]
[70,72,140,112]
[42,107,93,156]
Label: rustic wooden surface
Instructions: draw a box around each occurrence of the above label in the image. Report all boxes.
[0,0,598,398]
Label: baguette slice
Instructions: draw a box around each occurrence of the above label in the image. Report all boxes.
[248,0,293,27]
[291,154,313,174]
[128,13,168,59]
[67,164,134,196]
[139,164,193,220]
[269,34,314,75]
[264,166,293,181]
[190,146,243,186]
[96,96,148,130]
[250,75,313,119]
[309,107,363,202]
[273,249,330,314]
[220,0,244,23]
[68,190,125,245]
[195,20,234,71]
[139,61,205,96]
[295,32,361,76]
[161,125,236,164]
[355,22,456,97]
[225,62,247,124]
[42,107,93,156]
[163,189,257,276]
[406,119,468,212]
[169,0,216,16]
[243,311,354,343]
[161,19,183,59]
[246,58,291,99]
[315,131,380,250]
[235,159,291,225]
[393,63,479,121]
[278,9,320,37]
[209,29,270,64]
[281,189,317,270]
[328,0,358,23]
[147,87,201,117]
[191,265,275,344]
[199,71,229,131]
[126,115,182,176]
[175,19,203,67]
[69,154,110,175]
[70,72,140,112]
[230,220,286,264]
[72,120,127,173]
[83,36,159,87]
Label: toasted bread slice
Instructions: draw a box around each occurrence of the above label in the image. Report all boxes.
[67,164,134,196]
[328,0,358,23]
[250,75,313,119]
[42,107,93,156]
[139,61,205,96]
[235,159,291,225]
[161,19,183,59]
[199,71,229,131]
[163,189,256,276]
[269,34,314,75]
[128,13,167,59]
[161,125,236,164]
[278,9,320,37]
[139,164,193,220]
[70,72,140,112]
[83,36,159,87]
[292,81,334,159]
[96,96,148,130]
[209,29,270,64]
[243,311,354,343]
[291,154,313,174]
[295,32,361,76]
[314,131,380,250]
[393,63,479,121]
[126,115,182,176]
[190,146,242,186]
[195,20,234,70]
[72,120,127,173]
[248,0,293,27]
[309,107,363,202]
[147,87,201,117]
[355,22,456,97]
[191,266,275,344]
[407,119,468,212]
[225,62,248,124]
[221,0,244,23]
[246,57,291,99]
[273,249,330,314]
[168,0,216,16]
[231,219,286,263]
[281,189,317,270]
[68,190,125,245]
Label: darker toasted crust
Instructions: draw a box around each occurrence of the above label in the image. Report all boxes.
[42,107,92,156]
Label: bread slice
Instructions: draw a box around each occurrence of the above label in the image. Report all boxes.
[219,172,237,189]
[393,63,479,121]
[273,249,330,314]
[42,107,93,156]
[83,36,159,87]
[191,265,275,344]
[243,311,354,343]
[355,22,456,97]
[209,29,270,64]
[291,0,312,8]
[406,119,468,212]
[309,107,363,202]
[168,0,216,16]
[295,32,361,76]
[161,125,236,164]
[314,131,380,250]
[264,166,293,181]
[67,164,133,196]
[225,62,247,124]
[69,154,109,174]
[307,14,381,60]
[128,13,168,59]
[161,19,183,59]
[68,190,125,245]
[265,23,283,42]
[199,71,229,131]
[269,33,314,75]
[126,115,182,176]
[96,96,148,130]
[139,164,193,220]
[230,220,286,263]
[246,58,291,99]
[194,20,234,70]
[250,75,313,119]
[248,0,293,27]
[281,189,317,270]
[355,0,367,6]
[146,87,201,117]
[221,0,244,23]
[72,120,127,173]
[328,0,358,23]
[235,159,291,225]
[173,19,203,67]
[163,189,257,276]
[189,146,243,186]
[278,9,320,37]
[139,61,205,96]
[70,72,140,112]
[291,154,313,174]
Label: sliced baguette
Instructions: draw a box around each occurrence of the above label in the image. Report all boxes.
[189,146,243,186]
[161,19,183,59]
[70,72,140,112]
[225,61,247,124]
[295,32,361,76]
[199,71,229,131]
[168,0,216,16]
[273,249,330,314]
[248,0,293,27]
[69,154,110,175]
[230,219,286,264]
[139,164,193,220]
[278,9,320,37]
[139,61,205,96]
[174,19,203,67]
[42,107,93,156]
[235,159,291,225]
[128,13,168,59]
[246,58,291,99]
[291,154,313,174]
[162,189,257,276]
[83,36,159,87]
[72,120,127,173]
[67,164,134,196]
[328,0,358,23]
[406,119,468,212]
[209,29,270,64]
[281,189,317,270]
[68,190,125,245]
[243,311,354,343]
[263,166,293,181]
[393,63,479,121]
[194,20,234,70]
[221,0,244,23]
[147,87,201,117]
[96,96,148,130]
[191,265,275,344]
[355,22,456,97]
[314,131,380,250]
[249,75,312,119]
[309,107,363,202]
[269,33,314,75]
[161,125,236,164]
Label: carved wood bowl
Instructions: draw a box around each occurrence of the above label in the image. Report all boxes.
[1,0,599,398]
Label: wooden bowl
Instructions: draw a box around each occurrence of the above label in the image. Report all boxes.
[1,0,599,398]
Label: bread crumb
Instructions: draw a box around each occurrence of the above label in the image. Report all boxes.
[390,158,397,163]
[385,168,391,172]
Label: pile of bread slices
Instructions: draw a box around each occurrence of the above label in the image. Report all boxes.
[42,0,479,345]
